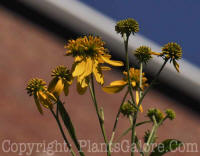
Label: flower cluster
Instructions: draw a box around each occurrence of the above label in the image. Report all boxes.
[147,108,165,123]
[25,17,183,156]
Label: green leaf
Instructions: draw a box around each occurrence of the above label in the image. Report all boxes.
[150,139,182,156]
[58,100,84,156]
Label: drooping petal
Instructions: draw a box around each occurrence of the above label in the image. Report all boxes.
[93,60,104,85]
[46,92,57,102]
[78,57,93,81]
[77,82,87,95]
[81,77,89,88]
[100,55,124,66]
[52,78,64,96]
[173,60,180,72]
[34,93,43,115]
[102,85,125,94]
[38,91,50,108]
[48,77,58,92]
[110,80,127,86]
[136,90,143,112]
[72,60,86,77]
[136,90,139,104]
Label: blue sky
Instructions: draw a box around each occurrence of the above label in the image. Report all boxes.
[79,0,200,67]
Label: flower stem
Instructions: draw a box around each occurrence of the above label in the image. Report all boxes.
[131,59,168,156]
[89,74,111,156]
[50,108,76,156]
[124,35,136,105]
[137,59,168,108]
[109,89,129,147]
[123,34,137,156]
[139,62,143,98]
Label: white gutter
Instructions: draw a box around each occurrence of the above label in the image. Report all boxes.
[20,0,200,101]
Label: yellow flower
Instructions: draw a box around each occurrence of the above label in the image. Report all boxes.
[149,43,182,72]
[162,42,182,72]
[26,78,57,114]
[102,68,148,112]
[48,65,73,96]
[65,35,124,94]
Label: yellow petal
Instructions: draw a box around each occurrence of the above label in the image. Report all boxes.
[131,81,136,87]
[77,82,87,95]
[46,92,57,102]
[93,60,104,85]
[72,60,86,77]
[34,93,43,115]
[100,55,124,66]
[136,91,143,112]
[151,52,161,56]
[136,90,139,105]
[110,80,127,86]
[102,85,125,94]
[101,66,111,71]
[75,56,83,62]
[78,57,93,81]
[173,60,180,72]
[53,78,64,96]
[38,91,50,108]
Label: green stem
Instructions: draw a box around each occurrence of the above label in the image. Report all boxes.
[124,35,136,105]
[109,89,129,147]
[144,116,157,156]
[131,59,168,156]
[89,74,111,156]
[139,62,143,98]
[50,108,76,156]
[137,59,168,109]
[113,120,151,144]
[123,34,137,156]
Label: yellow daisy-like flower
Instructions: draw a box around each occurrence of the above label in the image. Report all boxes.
[102,68,148,112]
[162,42,182,72]
[149,42,182,72]
[48,65,73,96]
[26,78,57,114]
[65,35,124,94]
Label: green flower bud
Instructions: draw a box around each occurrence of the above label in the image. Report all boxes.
[26,78,47,96]
[134,46,152,64]
[120,101,136,117]
[147,108,164,123]
[162,42,182,61]
[51,65,72,81]
[165,109,176,120]
[115,18,139,36]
